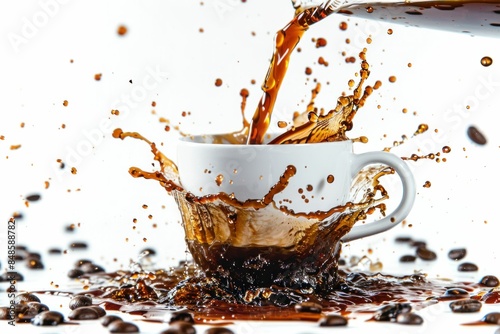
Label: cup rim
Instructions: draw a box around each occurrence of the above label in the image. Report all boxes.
[178,133,354,147]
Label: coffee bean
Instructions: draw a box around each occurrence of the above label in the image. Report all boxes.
[410,240,427,248]
[396,312,424,325]
[68,306,100,320]
[0,271,23,282]
[449,299,482,313]
[169,311,195,324]
[26,257,44,269]
[395,236,413,243]
[318,314,348,326]
[69,295,93,310]
[294,301,322,313]
[15,292,41,304]
[204,327,234,334]
[162,321,196,334]
[482,312,500,324]
[374,303,412,321]
[25,193,41,202]
[26,302,49,314]
[457,262,478,272]
[108,320,140,333]
[70,241,88,249]
[89,306,106,317]
[448,248,467,261]
[30,311,64,326]
[416,247,437,261]
[101,315,123,327]
[80,262,105,273]
[399,255,416,263]
[443,288,469,297]
[75,259,93,267]
[140,248,156,256]
[467,125,487,145]
[480,275,499,287]
[67,268,85,278]
[0,307,10,320]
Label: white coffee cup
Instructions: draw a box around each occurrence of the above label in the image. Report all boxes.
[177,134,415,242]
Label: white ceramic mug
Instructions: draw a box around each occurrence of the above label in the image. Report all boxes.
[177,134,415,242]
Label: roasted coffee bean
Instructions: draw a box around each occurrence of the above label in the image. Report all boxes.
[31,311,64,326]
[14,304,34,322]
[163,321,196,334]
[70,241,88,249]
[67,268,85,278]
[0,307,10,320]
[140,248,156,256]
[449,299,482,313]
[15,292,41,304]
[467,125,487,145]
[0,271,23,282]
[374,303,412,321]
[294,301,322,313]
[89,306,106,317]
[75,259,93,267]
[410,240,427,248]
[448,248,467,261]
[204,327,234,334]
[458,262,478,272]
[26,257,44,269]
[108,320,140,333]
[395,236,413,243]
[169,311,195,324]
[25,193,41,202]
[480,275,500,287]
[80,262,105,273]
[26,302,49,314]
[399,255,417,263]
[396,312,424,325]
[318,314,348,326]
[443,288,469,297]
[26,252,42,259]
[416,247,437,261]
[101,315,123,327]
[68,306,100,320]
[482,312,500,324]
[69,295,92,310]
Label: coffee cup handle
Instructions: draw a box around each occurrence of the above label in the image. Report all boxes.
[341,151,416,242]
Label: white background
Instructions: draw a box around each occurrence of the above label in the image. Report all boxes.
[0,0,499,333]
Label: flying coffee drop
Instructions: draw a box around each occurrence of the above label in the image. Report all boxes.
[480,56,493,67]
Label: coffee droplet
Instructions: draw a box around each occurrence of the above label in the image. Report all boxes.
[215,78,223,87]
[480,56,493,67]
[414,123,429,135]
[327,174,334,183]
[467,125,487,145]
[215,174,224,186]
[277,120,287,128]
